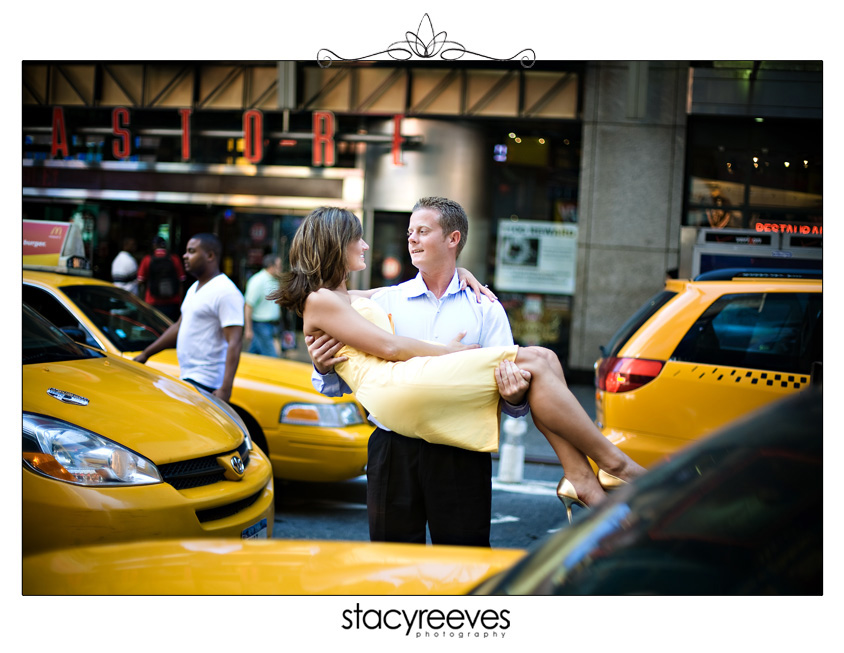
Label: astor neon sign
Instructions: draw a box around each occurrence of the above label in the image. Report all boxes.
[48,107,408,168]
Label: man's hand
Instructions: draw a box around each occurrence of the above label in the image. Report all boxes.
[305,333,348,374]
[132,317,180,365]
[495,359,531,405]
[213,385,233,403]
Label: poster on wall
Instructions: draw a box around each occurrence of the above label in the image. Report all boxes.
[495,220,578,294]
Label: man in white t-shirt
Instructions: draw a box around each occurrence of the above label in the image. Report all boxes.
[133,233,244,402]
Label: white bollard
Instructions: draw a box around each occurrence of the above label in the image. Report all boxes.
[497,416,527,483]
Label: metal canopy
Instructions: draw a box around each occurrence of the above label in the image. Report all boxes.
[23,61,581,119]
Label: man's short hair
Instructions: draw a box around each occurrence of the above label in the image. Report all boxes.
[413,197,469,257]
[192,233,222,260]
[262,253,279,269]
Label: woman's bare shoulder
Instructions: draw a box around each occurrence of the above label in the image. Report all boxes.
[304,287,348,311]
[303,288,347,334]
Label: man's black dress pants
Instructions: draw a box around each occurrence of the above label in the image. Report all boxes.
[366,427,492,547]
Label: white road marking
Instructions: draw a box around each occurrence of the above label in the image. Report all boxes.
[492,478,558,496]
[490,514,520,524]
[350,474,559,497]
[315,500,367,510]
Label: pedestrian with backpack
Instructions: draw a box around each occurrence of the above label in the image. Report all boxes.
[137,236,186,321]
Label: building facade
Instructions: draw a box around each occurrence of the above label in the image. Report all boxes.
[22,60,822,376]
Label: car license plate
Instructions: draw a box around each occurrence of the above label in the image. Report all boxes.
[241,518,268,539]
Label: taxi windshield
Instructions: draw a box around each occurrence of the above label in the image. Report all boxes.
[61,285,172,353]
[23,304,102,365]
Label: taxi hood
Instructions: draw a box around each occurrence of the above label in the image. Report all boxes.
[23,353,243,464]
[233,352,323,392]
[23,538,528,595]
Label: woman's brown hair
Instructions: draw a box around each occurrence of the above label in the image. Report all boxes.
[269,206,363,316]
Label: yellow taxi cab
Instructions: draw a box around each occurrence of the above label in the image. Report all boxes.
[23,303,274,555]
[22,538,527,595]
[593,269,822,468]
[23,269,372,483]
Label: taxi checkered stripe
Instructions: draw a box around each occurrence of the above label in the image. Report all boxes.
[681,365,809,390]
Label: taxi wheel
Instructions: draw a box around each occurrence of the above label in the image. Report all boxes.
[233,406,269,457]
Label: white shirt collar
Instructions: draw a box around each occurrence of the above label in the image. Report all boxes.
[402,271,462,300]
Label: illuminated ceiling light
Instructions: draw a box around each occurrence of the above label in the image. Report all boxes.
[563,139,570,145]
[538,138,546,145]
[508,133,516,139]
[753,157,759,163]
[804,160,809,168]
[514,137,522,143]
[755,117,765,122]
[784,161,790,167]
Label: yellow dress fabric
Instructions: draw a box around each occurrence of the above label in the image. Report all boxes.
[335,297,519,452]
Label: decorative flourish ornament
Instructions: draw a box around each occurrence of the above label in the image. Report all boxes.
[318,14,535,68]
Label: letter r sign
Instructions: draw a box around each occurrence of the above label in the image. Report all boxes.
[313,111,335,167]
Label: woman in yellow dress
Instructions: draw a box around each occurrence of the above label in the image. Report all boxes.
[273,207,646,521]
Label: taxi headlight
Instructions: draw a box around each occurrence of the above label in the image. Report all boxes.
[280,402,365,427]
[195,387,253,452]
[23,414,162,486]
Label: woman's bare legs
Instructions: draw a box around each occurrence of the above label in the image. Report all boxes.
[513,346,646,506]
[531,413,605,506]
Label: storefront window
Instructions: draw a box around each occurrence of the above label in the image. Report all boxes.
[685,116,822,230]
[369,211,415,289]
[487,123,581,364]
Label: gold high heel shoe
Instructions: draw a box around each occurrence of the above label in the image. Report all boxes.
[597,469,627,491]
[556,477,587,525]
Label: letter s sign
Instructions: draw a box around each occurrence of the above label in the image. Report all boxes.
[112,107,131,159]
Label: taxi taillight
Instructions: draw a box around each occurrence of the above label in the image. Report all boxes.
[597,357,664,393]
